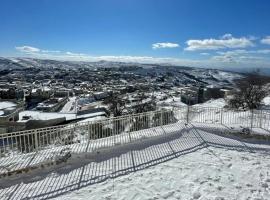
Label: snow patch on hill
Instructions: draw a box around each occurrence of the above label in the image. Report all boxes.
[194,98,226,108]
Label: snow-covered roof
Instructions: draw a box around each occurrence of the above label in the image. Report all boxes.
[0,111,4,116]
[0,101,17,109]
[18,110,106,122]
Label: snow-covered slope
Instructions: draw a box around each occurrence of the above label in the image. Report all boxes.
[0,57,242,86]
[0,123,269,200]
[55,147,270,200]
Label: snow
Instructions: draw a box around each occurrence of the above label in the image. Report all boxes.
[42,86,51,91]
[157,96,187,110]
[0,123,269,200]
[19,111,76,121]
[78,116,107,123]
[194,98,226,108]
[18,110,106,122]
[60,97,77,113]
[263,96,270,106]
[56,148,270,200]
[0,101,16,110]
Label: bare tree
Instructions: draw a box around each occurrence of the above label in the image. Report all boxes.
[229,72,270,109]
[134,92,156,114]
[104,92,125,117]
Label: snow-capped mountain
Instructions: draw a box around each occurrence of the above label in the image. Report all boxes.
[0,57,242,86]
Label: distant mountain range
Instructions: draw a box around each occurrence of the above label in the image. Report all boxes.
[0,57,244,86]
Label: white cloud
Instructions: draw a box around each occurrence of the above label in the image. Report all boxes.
[261,36,270,45]
[185,34,254,51]
[42,50,61,53]
[212,54,264,63]
[152,42,179,49]
[66,51,85,56]
[217,49,270,56]
[212,49,270,63]
[15,46,40,53]
[200,53,210,56]
[15,46,61,54]
[220,33,233,39]
[14,45,270,69]
[256,49,270,54]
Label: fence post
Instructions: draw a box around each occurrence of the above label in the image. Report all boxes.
[161,111,163,126]
[88,122,91,139]
[259,109,263,128]
[250,109,254,130]
[220,108,223,125]
[34,130,39,151]
[186,105,190,124]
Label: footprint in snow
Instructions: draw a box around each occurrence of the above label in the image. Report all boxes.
[227,163,232,168]
[261,182,268,188]
[192,191,201,199]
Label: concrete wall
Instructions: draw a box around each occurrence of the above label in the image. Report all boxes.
[24,117,66,130]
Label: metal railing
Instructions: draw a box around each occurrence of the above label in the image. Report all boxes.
[188,106,270,130]
[0,108,186,158]
[0,105,269,173]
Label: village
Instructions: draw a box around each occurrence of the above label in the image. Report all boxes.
[0,61,235,134]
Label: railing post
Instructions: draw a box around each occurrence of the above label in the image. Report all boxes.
[186,105,190,124]
[259,109,263,128]
[161,111,163,126]
[34,130,39,151]
[88,122,91,139]
[220,108,223,125]
[250,109,254,130]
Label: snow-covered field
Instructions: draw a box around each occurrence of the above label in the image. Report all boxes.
[0,123,269,200]
[56,147,270,200]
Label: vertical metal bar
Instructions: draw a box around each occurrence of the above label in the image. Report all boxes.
[250,109,254,130]
[259,110,263,128]
[186,105,190,124]
[88,122,90,139]
[220,108,223,124]
[35,130,39,151]
[161,111,163,126]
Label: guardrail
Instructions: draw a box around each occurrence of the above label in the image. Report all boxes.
[0,108,185,157]
[0,106,269,159]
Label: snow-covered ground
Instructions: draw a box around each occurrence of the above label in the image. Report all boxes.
[60,97,77,113]
[193,98,226,108]
[0,123,269,200]
[0,101,16,109]
[55,147,270,200]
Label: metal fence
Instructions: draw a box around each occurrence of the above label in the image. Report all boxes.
[188,106,270,130]
[0,106,269,161]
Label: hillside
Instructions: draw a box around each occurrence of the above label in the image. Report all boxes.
[0,57,242,87]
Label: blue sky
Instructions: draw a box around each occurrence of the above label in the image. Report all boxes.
[1,0,270,68]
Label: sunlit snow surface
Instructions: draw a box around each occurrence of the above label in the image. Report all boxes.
[57,148,270,200]
[0,123,269,200]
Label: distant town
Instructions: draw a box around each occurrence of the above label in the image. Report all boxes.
[0,57,241,134]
